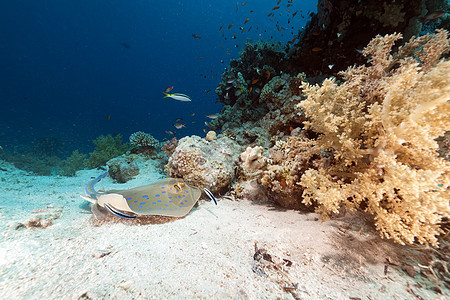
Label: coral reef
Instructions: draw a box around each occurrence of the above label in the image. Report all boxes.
[87,134,129,169]
[165,135,241,193]
[297,31,450,246]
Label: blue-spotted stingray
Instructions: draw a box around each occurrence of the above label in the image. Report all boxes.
[80,170,217,220]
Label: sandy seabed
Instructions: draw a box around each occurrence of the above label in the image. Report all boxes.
[0,160,447,300]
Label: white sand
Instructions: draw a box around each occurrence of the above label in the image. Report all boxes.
[0,160,446,299]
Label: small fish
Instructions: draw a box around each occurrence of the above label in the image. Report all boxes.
[242,1,247,6]
[173,123,186,129]
[205,89,211,94]
[421,11,445,21]
[328,64,334,69]
[266,69,271,80]
[235,87,243,97]
[192,34,201,39]
[205,114,219,119]
[337,32,342,38]
[277,0,281,4]
[120,42,131,49]
[251,79,259,84]
[228,23,233,29]
[164,86,174,93]
[105,116,111,120]
[244,18,249,24]
[190,113,195,116]
[312,47,323,52]
[272,6,280,11]
[219,25,223,31]
[198,56,204,59]
[176,118,183,122]
[163,92,192,102]
[165,130,175,136]
[249,86,253,94]
[355,49,363,54]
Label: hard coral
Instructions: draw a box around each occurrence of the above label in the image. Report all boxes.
[297,30,450,246]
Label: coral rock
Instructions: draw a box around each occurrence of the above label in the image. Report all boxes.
[166,135,241,193]
[205,131,217,142]
[240,146,266,175]
[107,156,139,183]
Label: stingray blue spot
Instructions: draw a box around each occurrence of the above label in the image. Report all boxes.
[183,195,186,197]
[139,209,143,212]
[175,207,178,209]
[155,194,160,197]
[134,200,138,203]
[163,208,166,210]
[134,193,137,195]
[162,191,166,194]
[157,200,162,203]
[142,195,148,198]
[185,191,189,193]
[153,202,156,205]
[170,209,172,211]
[126,197,132,200]
[162,184,165,185]
[161,186,165,189]
[169,201,172,203]
[148,207,152,210]
[180,202,184,205]
[140,202,146,205]
[158,208,162,210]
[168,197,172,199]
[184,200,188,203]
[165,204,168,207]
[178,196,181,198]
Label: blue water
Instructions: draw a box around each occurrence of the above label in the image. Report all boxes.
[0,0,315,156]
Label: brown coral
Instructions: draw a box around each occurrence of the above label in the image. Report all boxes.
[297,30,450,246]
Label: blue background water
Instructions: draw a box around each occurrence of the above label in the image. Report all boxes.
[0,0,315,156]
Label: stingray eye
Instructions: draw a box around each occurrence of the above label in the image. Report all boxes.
[174,182,185,192]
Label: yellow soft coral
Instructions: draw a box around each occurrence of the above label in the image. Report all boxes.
[298,30,450,246]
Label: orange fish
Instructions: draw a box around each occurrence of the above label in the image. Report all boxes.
[219,25,223,31]
[266,70,271,80]
[228,23,233,29]
[312,47,323,52]
[312,31,320,36]
[105,115,111,120]
[277,0,281,4]
[244,18,249,24]
[251,79,259,84]
[290,37,297,44]
[242,1,247,6]
[276,24,281,31]
[249,87,253,93]
[198,57,203,59]
[272,6,280,11]
[292,11,298,17]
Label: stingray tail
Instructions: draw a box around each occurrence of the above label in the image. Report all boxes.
[85,169,109,198]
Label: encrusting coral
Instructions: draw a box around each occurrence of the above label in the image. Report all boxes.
[297,30,450,246]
